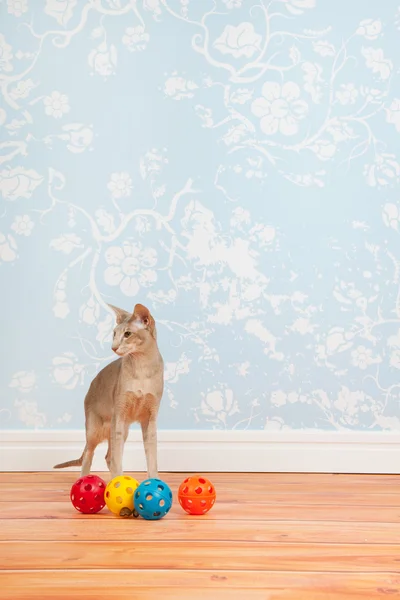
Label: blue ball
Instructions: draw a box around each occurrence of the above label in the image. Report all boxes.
[134,478,173,520]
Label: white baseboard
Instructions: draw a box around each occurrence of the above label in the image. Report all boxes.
[1,429,399,473]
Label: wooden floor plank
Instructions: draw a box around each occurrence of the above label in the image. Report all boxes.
[2,518,399,544]
[4,483,400,506]
[2,500,400,522]
[2,540,400,572]
[1,570,400,599]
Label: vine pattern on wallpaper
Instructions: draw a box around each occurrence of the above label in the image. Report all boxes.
[1,0,400,431]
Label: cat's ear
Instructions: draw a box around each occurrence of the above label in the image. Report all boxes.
[108,304,131,325]
[133,303,156,338]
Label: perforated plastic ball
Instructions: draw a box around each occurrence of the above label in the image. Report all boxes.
[178,475,216,515]
[104,475,140,517]
[70,474,106,514]
[134,478,173,520]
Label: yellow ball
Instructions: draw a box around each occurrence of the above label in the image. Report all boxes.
[105,475,140,516]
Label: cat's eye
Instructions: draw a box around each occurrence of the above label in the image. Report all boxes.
[124,331,131,338]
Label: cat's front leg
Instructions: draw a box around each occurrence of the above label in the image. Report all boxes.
[140,412,158,479]
[109,413,128,478]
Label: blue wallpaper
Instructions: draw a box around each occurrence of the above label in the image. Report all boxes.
[1,0,400,431]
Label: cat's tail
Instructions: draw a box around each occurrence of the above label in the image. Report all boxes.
[53,454,83,469]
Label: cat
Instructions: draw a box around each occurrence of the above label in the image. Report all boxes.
[54,303,164,479]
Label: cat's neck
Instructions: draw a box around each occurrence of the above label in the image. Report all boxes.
[122,345,161,371]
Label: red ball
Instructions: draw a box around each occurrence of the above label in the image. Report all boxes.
[178,475,216,515]
[70,474,106,514]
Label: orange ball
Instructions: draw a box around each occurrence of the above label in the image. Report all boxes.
[178,475,216,515]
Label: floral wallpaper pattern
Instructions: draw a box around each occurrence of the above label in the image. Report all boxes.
[1,0,400,432]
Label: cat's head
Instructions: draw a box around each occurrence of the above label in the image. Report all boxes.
[108,303,157,356]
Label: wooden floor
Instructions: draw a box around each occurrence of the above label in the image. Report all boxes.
[1,472,400,599]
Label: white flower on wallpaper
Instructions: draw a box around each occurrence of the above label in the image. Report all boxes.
[107,172,132,199]
[334,387,375,426]
[285,0,316,16]
[230,88,253,104]
[388,330,400,369]
[11,215,34,236]
[104,242,158,297]
[88,42,118,78]
[289,45,301,66]
[214,23,262,59]
[364,154,400,187]
[222,0,242,9]
[133,215,152,235]
[386,99,400,133]
[139,149,168,179]
[45,0,77,26]
[301,62,323,103]
[57,412,72,424]
[0,233,17,262]
[335,83,358,105]
[310,139,336,161]
[9,78,36,100]
[251,82,308,136]
[356,19,382,41]
[164,353,191,384]
[195,105,213,128]
[79,297,100,325]
[53,273,70,319]
[223,123,249,146]
[312,40,336,57]
[273,390,319,407]
[289,317,315,335]
[143,0,162,20]
[7,0,28,18]
[9,371,36,394]
[96,314,114,345]
[50,233,83,254]
[0,168,43,201]
[122,26,150,52]
[164,76,198,100]
[0,34,13,72]
[58,123,94,153]
[324,328,354,356]
[271,391,290,407]
[199,388,240,426]
[53,299,69,319]
[52,353,85,389]
[249,222,276,245]
[382,203,399,231]
[43,91,70,119]
[245,319,283,361]
[148,288,177,305]
[96,209,115,234]
[235,361,250,376]
[326,120,355,144]
[390,350,400,370]
[361,47,392,80]
[14,399,46,428]
[351,346,382,370]
[230,207,251,228]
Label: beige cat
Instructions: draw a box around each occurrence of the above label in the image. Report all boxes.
[54,303,163,479]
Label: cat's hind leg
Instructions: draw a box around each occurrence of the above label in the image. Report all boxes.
[80,416,103,477]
